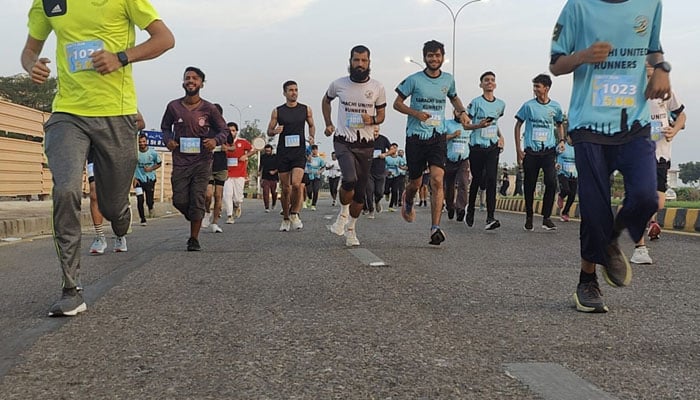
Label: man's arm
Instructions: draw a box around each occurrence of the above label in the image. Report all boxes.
[550,41,612,76]
[306,106,316,145]
[21,36,51,84]
[514,119,524,165]
[393,94,429,122]
[645,52,671,100]
[449,95,470,126]
[266,108,281,136]
[321,95,335,136]
[91,20,175,75]
[136,110,146,131]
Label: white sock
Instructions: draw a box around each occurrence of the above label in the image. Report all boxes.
[347,216,357,230]
[339,204,350,218]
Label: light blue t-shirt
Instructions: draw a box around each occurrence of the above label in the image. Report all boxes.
[396,70,457,140]
[467,96,506,148]
[444,119,471,162]
[551,0,663,136]
[515,98,564,151]
[397,156,407,176]
[385,155,401,178]
[557,142,577,178]
[307,155,325,180]
[134,148,161,182]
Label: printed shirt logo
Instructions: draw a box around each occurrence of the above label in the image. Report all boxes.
[552,23,562,41]
[364,90,374,100]
[441,86,449,95]
[198,116,206,127]
[43,0,67,16]
[634,15,649,36]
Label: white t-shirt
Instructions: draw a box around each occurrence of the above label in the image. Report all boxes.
[325,76,386,143]
[325,159,341,178]
[648,92,683,161]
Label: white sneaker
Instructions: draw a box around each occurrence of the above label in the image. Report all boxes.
[345,228,360,246]
[279,219,291,232]
[89,235,107,255]
[201,212,211,228]
[329,214,348,236]
[630,246,653,264]
[113,236,128,252]
[290,214,303,230]
[226,215,235,224]
[234,206,242,219]
[367,211,375,219]
[211,223,223,233]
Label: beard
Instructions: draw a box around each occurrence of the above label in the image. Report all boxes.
[426,59,443,72]
[348,65,370,82]
[182,83,201,97]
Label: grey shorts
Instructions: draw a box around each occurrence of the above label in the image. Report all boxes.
[172,161,211,221]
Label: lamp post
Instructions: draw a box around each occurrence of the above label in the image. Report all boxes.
[431,0,487,76]
[404,56,423,68]
[228,103,252,125]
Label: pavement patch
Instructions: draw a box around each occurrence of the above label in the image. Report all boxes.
[348,248,387,267]
[504,362,619,400]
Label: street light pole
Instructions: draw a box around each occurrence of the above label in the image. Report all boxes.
[432,0,485,76]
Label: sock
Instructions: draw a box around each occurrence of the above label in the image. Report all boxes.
[347,216,357,230]
[94,223,104,238]
[579,270,597,284]
[431,225,440,232]
[340,204,350,218]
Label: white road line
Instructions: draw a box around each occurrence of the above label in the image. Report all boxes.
[348,248,387,267]
[504,362,619,400]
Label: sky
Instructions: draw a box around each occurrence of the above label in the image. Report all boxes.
[1,0,697,168]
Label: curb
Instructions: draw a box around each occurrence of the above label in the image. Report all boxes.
[496,198,700,235]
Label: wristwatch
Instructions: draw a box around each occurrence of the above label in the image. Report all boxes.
[653,61,671,73]
[117,51,130,67]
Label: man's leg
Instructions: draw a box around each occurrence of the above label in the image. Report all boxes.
[290,168,304,214]
[136,181,146,223]
[541,153,558,220]
[429,164,445,227]
[279,171,291,219]
[484,147,500,222]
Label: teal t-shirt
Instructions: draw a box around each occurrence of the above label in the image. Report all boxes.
[385,155,401,178]
[396,70,457,140]
[444,119,471,162]
[557,143,577,178]
[134,147,161,182]
[467,96,506,148]
[515,98,564,151]
[551,0,663,136]
[307,155,325,180]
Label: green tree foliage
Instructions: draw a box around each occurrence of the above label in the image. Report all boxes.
[678,161,700,187]
[239,119,263,180]
[0,73,56,112]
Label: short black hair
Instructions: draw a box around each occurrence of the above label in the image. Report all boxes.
[480,71,496,82]
[184,66,205,81]
[423,40,445,57]
[283,80,297,91]
[311,144,318,150]
[350,45,370,59]
[264,144,273,150]
[227,122,238,130]
[532,74,552,88]
[138,133,148,140]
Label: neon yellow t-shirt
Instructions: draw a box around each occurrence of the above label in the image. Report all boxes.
[27,0,160,117]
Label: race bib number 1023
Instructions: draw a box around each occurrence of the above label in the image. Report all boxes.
[66,40,103,73]
[591,75,637,108]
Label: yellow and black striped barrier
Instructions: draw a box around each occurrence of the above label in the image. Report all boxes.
[496,198,700,235]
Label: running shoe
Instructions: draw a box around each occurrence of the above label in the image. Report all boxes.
[226,215,235,224]
[89,235,107,255]
[429,228,446,246]
[456,209,465,222]
[573,280,609,313]
[113,236,127,252]
[211,223,223,233]
[648,221,661,241]
[524,216,533,231]
[279,219,291,232]
[187,237,201,251]
[201,212,211,228]
[329,214,348,236]
[601,239,632,287]
[290,214,303,230]
[345,228,360,246]
[48,288,87,317]
[465,209,474,227]
[542,218,557,231]
[400,192,415,223]
[485,218,500,230]
[630,246,653,265]
[560,214,570,222]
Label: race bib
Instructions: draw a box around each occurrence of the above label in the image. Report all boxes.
[180,137,201,154]
[373,149,382,158]
[592,74,637,108]
[533,127,550,142]
[650,120,663,142]
[423,110,442,127]
[453,142,466,154]
[346,113,364,129]
[213,145,223,152]
[562,162,576,174]
[482,125,498,139]
[86,163,94,178]
[285,134,301,148]
[135,187,144,196]
[66,40,103,73]
[227,157,238,167]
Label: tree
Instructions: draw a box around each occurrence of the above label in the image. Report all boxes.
[0,73,57,112]
[679,161,700,187]
[239,118,263,181]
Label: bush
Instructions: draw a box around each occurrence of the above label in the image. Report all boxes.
[674,187,700,201]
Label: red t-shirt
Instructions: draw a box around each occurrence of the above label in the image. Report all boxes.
[226,138,252,178]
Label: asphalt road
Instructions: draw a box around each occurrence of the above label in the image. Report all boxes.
[0,200,698,399]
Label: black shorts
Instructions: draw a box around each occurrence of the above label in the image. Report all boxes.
[277,149,306,173]
[302,173,310,185]
[405,133,446,180]
[656,158,671,192]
